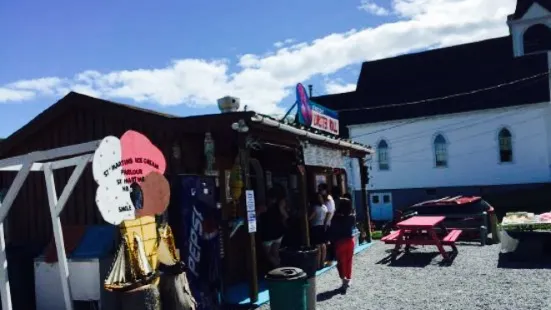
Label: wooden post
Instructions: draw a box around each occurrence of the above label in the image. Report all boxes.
[296,147,310,247]
[238,136,259,303]
[298,169,310,247]
[359,157,372,243]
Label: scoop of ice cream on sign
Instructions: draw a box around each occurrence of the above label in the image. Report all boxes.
[92,130,170,225]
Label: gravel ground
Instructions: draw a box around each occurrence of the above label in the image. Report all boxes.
[258,241,551,310]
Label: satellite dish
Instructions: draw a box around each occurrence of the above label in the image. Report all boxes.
[92,130,170,225]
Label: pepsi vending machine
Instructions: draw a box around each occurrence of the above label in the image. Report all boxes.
[169,175,222,310]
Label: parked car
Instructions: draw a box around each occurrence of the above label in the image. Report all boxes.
[381,196,498,245]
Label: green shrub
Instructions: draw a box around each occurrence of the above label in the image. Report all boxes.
[371,230,382,240]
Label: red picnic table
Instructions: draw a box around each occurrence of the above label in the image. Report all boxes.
[381,216,462,262]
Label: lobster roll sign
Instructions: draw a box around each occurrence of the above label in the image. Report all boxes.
[295,83,340,136]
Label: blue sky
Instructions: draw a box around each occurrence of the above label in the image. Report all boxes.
[0,0,514,138]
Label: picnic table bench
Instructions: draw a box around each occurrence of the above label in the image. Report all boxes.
[433,212,488,245]
[382,216,462,261]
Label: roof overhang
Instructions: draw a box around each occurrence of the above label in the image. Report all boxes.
[250,114,372,155]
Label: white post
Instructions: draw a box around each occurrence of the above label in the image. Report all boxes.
[53,155,93,216]
[44,163,74,310]
[0,160,33,310]
[0,223,10,310]
[0,161,33,223]
[0,141,100,310]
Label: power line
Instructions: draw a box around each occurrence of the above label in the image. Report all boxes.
[338,69,550,113]
[354,105,542,154]
[391,131,544,164]
[385,113,542,160]
[352,104,522,140]
[382,106,537,146]
[349,73,549,139]
[357,106,520,145]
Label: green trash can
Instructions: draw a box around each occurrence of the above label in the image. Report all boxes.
[279,246,319,310]
[279,246,319,278]
[265,267,308,310]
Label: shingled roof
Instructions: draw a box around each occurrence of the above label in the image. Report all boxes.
[0,91,371,158]
[311,36,550,135]
[508,0,551,20]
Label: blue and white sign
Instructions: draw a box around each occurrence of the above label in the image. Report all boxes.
[172,175,222,310]
[295,83,340,135]
[245,190,257,233]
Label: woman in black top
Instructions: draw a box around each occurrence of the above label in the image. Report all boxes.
[328,197,356,289]
[308,193,328,269]
[258,186,288,268]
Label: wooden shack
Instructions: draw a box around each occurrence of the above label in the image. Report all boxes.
[0,91,373,305]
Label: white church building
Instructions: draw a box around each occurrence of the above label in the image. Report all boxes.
[313,0,551,221]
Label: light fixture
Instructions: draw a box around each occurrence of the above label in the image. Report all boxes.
[231,119,249,133]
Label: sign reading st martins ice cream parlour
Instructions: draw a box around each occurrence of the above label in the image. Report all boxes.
[92,130,170,225]
[102,156,160,189]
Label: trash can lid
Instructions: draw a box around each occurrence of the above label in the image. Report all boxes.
[266,267,306,281]
[279,246,319,255]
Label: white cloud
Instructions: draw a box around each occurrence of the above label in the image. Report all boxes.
[274,38,296,48]
[358,1,390,16]
[0,88,36,102]
[0,0,516,115]
[325,80,357,94]
[7,77,65,94]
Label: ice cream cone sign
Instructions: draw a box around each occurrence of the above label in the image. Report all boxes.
[92,130,170,225]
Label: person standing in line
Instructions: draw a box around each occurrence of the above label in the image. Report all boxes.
[318,183,335,227]
[258,186,288,268]
[308,193,328,269]
[318,183,336,266]
[328,197,356,289]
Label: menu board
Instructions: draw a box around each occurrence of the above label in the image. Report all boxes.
[303,144,345,168]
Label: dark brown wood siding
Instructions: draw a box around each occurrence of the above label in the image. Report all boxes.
[0,106,179,248]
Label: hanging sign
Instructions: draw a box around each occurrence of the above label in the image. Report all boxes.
[296,83,339,135]
[302,143,345,168]
[245,190,257,233]
[92,130,170,225]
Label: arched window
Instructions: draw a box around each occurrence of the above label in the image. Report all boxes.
[498,128,513,163]
[434,134,448,167]
[524,24,551,54]
[377,140,389,171]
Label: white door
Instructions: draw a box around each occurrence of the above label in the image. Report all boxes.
[370,192,393,221]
